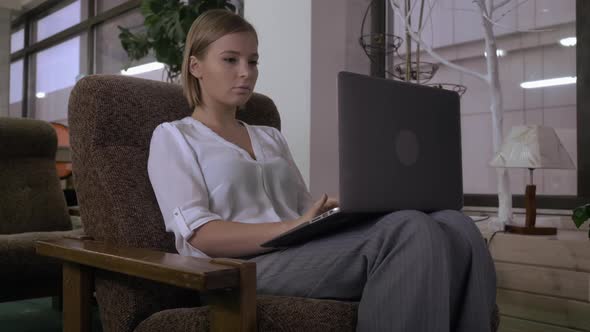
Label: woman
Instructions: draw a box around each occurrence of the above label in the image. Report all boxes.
[148,9,496,332]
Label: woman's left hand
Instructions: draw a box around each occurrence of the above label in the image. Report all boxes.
[318,197,339,214]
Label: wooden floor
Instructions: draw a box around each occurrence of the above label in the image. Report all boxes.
[474,214,590,332]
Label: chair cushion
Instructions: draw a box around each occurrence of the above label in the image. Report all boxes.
[0,117,72,235]
[134,295,358,332]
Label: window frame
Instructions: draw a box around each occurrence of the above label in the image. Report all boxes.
[9,0,141,117]
[10,0,589,209]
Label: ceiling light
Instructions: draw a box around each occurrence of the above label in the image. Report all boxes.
[520,76,576,89]
[36,92,46,98]
[559,37,576,47]
[120,62,165,76]
[484,49,506,57]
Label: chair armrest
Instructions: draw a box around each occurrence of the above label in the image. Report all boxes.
[36,238,241,291]
[37,239,256,331]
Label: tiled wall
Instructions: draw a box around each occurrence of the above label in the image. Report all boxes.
[392,0,577,195]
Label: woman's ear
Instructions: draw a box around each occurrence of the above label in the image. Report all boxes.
[189,55,202,79]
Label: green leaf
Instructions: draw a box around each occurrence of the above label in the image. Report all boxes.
[572,205,590,228]
[119,0,230,80]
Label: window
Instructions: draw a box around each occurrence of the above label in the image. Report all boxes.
[9,60,24,118]
[391,0,577,197]
[11,28,24,53]
[30,36,82,124]
[96,0,127,14]
[34,0,82,42]
[94,9,163,81]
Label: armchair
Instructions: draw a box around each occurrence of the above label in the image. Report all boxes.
[0,117,83,303]
[37,75,358,332]
[37,75,499,332]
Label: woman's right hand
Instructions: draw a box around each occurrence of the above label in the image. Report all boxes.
[286,194,336,230]
[300,194,328,222]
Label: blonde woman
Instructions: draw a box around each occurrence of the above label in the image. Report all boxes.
[148,9,496,332]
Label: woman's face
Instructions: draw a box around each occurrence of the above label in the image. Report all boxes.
[190,31,259,109]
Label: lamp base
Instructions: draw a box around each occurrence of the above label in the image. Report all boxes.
[504,224,557,235]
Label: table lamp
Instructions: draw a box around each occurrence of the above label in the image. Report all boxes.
[489,125,575,235]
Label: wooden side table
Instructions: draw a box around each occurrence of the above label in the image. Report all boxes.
[477,221,590,332]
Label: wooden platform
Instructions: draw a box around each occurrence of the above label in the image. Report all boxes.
[476,218,590,332]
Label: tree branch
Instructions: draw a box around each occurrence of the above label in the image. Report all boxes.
[493,0,530,23]
[388,0,489,82]
[492,0,513,13]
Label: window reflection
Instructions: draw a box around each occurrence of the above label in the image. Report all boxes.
[9,60,24,118]
[31,36,81,124]
[35,1,81,42]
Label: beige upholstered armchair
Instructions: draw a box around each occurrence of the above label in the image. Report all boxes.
[0,117,82,303]
[36,75,499,332]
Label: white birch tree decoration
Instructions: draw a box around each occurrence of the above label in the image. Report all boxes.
[387,0,521,229]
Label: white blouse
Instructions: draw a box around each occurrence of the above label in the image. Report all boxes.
[147,116,314,258]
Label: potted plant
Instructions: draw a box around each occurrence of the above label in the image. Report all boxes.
[572,204,590,238]
[118,0,235,82]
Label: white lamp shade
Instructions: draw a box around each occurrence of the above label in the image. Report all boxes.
[489,125,575,169]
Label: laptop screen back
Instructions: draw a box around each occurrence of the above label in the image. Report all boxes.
[337,71,463,213]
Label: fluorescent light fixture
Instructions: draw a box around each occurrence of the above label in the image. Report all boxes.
[36,92,46,98]
[559,37,576,47]
[120,62,165,76]
[484,49,506,57]
[520,76,576,89]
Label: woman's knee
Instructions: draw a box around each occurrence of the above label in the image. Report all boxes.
[374,210,441,241]
[431,210,481,236]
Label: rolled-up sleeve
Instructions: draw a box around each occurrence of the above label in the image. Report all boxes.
[148,123,221,257]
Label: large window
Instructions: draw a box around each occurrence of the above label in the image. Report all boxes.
[30,36,82,124]
[391,0,578,199]
[94,9,164,81]
[9,60,23,118]
[34,0,82,42]
[8,0,145,123]
[10,28,24,53]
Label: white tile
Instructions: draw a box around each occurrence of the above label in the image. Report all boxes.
[459,57,490,115]
[498,51,524,111]
[461,113,496,194]
[534,0,575,28]
[524,108,544,125]
[523,49,543,109]
[493,1,518,37]
[455,40,486,60]
[542,169,577,195]
[542,83,576,109]
[543,106,576,129]
[542,45,576,78]
[539,22,576,46]
[453,0,483,44]
[517,0,536,31]
[503,109,525,135]
[520,31,541,50]
[430,0,454,48]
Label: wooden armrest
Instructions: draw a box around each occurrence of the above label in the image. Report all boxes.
[36,238,240,291]
[36,238,256,332]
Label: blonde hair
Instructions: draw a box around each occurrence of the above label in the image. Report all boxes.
[181,9,257,109]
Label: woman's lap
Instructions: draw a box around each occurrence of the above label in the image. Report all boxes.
[248,210,489,300]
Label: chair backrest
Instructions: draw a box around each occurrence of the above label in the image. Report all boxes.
[0,117,71,234]
[68,74,281,331]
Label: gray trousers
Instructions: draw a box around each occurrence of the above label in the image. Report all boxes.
[248,210,497,332]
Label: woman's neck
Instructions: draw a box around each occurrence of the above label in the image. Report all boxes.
[192,103,239,130]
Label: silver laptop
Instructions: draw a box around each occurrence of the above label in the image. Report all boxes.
[261,71,463,248]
